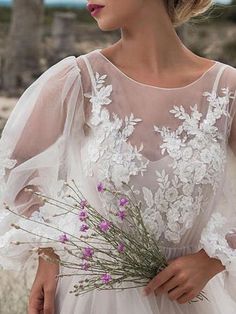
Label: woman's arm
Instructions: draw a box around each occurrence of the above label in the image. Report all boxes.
[28,248,60,314]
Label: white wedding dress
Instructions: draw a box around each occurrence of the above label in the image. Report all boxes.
[1,48,236,313]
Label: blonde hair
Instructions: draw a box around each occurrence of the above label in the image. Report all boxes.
[166,0,214,27]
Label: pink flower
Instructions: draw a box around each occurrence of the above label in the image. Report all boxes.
[80,224,89,232]
[59,233,69,243]
[119,197,129,207]
[81,261,90,271]
[80,200,88,209]
[101,273,112,284]
[117,242,125,253]
[82,247,94,259]
[117,210,127,221]
[98,220,112,232]
[97,182,105,192]
[78,210,88,222]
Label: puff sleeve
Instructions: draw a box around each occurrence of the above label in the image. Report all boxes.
[0,56,84,271]
[198,84,236,302]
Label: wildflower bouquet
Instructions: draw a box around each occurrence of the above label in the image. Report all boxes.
[5,179,208,303]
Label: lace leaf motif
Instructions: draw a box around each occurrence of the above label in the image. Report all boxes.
[83,71,149,187]
[83,69,235,244]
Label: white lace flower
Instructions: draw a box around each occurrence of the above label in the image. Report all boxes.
[182,183,194,196]
[167,205,180,223]
[141,210,164,241]
[200,148,213,163]
[182,146,193,160]
[165,187,178,202]
[83,69,232,246]
[0,138,17,179]
[178,161,207,184]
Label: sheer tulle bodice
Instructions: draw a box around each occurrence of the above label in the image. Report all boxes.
[0,48,236,313]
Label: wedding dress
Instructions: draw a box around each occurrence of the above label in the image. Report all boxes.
[0,48,236,313]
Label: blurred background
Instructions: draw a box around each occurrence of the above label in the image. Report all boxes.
[0,0,235,313]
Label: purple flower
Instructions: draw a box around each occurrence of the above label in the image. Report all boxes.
[119,197,129,207]
[101,273,112,284]
[82,247,94,259]
[80,200,88,209]
[59,233,69,243]
[97,182,105,192]
[81,261,90,271]
[117,210,127,221]
[78,210,88,222]
[117,242,125,253]
[98,220,112,232]
[80,224,89,232]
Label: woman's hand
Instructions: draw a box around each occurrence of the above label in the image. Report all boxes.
[28,248,60,314]
[143,249,225,304]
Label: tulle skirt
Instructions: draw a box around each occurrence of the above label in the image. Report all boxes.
[55,245,236,314]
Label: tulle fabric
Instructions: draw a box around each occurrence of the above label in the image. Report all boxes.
[0,55,84,271]
[55,246,236,314]
[0,48,236,313]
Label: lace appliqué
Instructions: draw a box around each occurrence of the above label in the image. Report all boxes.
[141,88,234,243]
[0,137,17,197]
[83,68,235,245]
[83,72,149,188]
[199,212,236,267]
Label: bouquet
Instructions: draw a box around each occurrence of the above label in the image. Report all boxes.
[5,179,208,303]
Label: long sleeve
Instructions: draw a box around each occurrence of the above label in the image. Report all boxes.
[199,87,236,302]
[0,56,84,271]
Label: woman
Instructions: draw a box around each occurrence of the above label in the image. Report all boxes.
[0,0,236,313]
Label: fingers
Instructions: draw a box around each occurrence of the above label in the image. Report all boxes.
[28,284,56,314]
[144,265,175,295]
[154,276,179,295]
[43,287,56,314]
[176,290,197,304]
[166,285,189,302]
[28,286,44,314]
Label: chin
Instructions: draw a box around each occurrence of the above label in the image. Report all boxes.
[96,19,122,32]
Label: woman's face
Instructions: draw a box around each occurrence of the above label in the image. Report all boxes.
[86,0,163,31]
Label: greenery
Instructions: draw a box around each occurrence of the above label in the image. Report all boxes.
[1,3,236,26]
[44,7,94,25]
[225,1,236,23]
[0,6,11,23]
[0,6,95,25]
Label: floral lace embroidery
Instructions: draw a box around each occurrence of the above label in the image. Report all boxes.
[0,138,17,178]
[0,137,17,197]
[142,88,234,243]
[83,72,149,188]
[83,69,235,244]
[199,212,236,266]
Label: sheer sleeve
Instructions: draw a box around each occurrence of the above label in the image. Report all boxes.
[0,56,84,271]
[199,85,236,302]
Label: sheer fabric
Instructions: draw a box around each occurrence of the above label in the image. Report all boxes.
[0,48,236,313]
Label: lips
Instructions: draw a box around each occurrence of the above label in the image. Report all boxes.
[87,3,105,13]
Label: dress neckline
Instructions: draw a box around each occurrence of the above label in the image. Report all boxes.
[95,48,219,91]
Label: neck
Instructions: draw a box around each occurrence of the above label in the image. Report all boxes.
[115,1,195,73]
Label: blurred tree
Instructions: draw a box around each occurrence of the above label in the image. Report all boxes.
[224,0,236,23]
[2,0,44,96]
